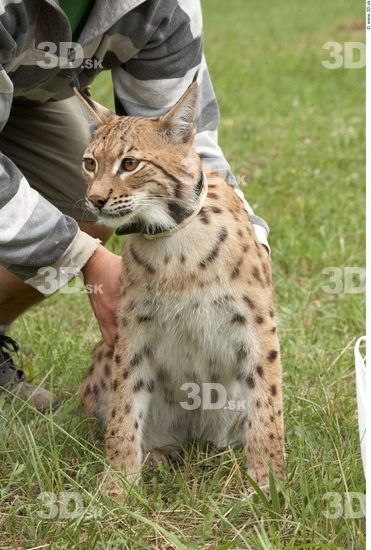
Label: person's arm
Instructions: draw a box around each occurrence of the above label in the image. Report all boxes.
[0,28,120,345]
[81,245,122,349]
[0,128,121,346]
[111,0,269,250]
[0,147,101,288]
[0,50,100,290]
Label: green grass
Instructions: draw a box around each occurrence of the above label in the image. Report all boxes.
[0,0,365,548]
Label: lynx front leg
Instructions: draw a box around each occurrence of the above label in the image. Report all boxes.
[103,346,154,498]
[80,340,113,428]
[243,349,285,494]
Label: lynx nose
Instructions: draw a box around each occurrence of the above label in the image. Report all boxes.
[87,194,108,209]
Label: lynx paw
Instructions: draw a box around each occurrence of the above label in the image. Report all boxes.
[100,469,140,501]
[99,471,123,500]
[246,467,272,500]
[144,449,183,470]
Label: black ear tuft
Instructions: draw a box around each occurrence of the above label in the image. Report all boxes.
[73,85,116,126]
[192,69,200,83]
[158,81,199,145]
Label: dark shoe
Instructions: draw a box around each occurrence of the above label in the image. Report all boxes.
[0,335,60,412]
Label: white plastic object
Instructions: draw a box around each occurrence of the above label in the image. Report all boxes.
[354,336,366,478]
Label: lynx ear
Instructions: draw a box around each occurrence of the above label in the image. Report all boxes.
[158,81,199,145]
[73,86,115,125]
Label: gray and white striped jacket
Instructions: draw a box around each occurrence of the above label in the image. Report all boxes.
[0,0,269,292]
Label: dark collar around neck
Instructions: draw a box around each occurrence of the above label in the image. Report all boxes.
[115,171,207,239]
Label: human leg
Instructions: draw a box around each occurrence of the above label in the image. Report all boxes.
[0,97,113,409]
[0,220,112,411]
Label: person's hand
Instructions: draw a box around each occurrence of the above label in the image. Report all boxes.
[81,245,122,348]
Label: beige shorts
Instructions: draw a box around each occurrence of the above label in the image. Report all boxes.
[0,96,96,221]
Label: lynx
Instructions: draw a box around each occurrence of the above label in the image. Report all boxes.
[76,81,285,498]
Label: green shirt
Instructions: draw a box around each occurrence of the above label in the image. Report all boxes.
[59,0,94,41]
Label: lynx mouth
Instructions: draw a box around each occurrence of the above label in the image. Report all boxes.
[85,198,134,217]
[98,210,135,226]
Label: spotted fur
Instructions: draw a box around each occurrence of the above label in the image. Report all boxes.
[77,83,285,497]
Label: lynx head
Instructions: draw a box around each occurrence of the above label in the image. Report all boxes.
[75,83,203,235]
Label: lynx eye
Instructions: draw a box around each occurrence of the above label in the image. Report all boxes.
[120,158,140,172]
[83,158,96,172]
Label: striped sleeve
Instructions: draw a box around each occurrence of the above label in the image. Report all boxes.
[0,72,99,291]
[0,148,100,291]
[0,1,100,289]
[112,0,269,244]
